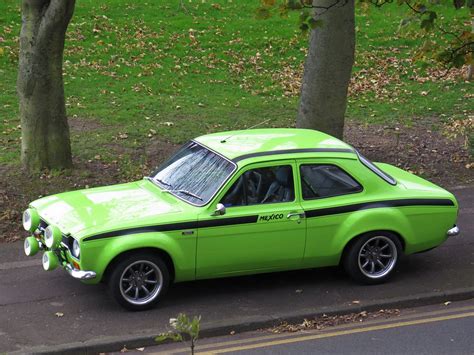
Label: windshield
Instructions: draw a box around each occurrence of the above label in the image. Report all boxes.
[150,141,236,206]
[356,150,397,185]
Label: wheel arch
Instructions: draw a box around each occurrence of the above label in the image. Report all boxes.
[101,247,176,283]
[339,229,406,265]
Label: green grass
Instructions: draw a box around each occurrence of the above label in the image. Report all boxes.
[0,0,471,167]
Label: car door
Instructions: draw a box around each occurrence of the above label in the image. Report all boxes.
[297,159,366,268]
[196,161,306,279]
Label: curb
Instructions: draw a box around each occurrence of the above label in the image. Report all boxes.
[15,287,474,355]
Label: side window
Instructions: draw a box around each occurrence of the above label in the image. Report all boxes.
[221,165,295,207]
[300,164,362,200]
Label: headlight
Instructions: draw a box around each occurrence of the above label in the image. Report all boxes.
[44,225,61,249]
[24,236,39,256]
[22,208,40,232]
[42,251,59,271]
[72,239,80,258]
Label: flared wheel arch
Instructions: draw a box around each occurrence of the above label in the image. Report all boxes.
[340,230,406,265]
[102,247,175,284]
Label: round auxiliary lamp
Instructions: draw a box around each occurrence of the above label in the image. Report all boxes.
[22,208,40,233]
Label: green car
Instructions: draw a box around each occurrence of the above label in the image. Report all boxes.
[22,129,460,310]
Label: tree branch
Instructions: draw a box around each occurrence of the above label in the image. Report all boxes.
[298,0,349,18]
[22,0,50,12]
[37,0,75,44]
[367,0,394,7]
[44,0,75,26]
[404,1,463,42]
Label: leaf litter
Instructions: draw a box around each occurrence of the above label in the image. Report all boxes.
[266,309,400,334]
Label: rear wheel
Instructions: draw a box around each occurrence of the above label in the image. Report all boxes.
[108,253,170,311]
[343,232,402,285]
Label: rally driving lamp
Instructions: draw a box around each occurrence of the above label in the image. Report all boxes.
[44,225,62,249]
[24,236,39,256]
[42,251,59,271]
[22,208,40,233]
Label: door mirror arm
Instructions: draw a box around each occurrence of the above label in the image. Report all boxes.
[212,203,226,216]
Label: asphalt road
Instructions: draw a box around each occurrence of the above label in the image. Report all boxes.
[0,187,473,353]
[141,299,474,354]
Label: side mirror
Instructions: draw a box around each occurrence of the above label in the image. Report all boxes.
[212,203,226,216]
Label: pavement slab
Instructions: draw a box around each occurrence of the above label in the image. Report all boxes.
[0,187,473,353]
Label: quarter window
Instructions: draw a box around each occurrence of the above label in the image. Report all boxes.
[300,164,362,200]
[356,151,397,185]
[221,165,295,207]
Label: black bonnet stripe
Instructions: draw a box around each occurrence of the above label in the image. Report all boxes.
[83,199,453,242]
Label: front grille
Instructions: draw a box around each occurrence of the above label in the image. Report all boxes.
[61,235,74,250]
[38,219,48,234]
[40,219,79,259]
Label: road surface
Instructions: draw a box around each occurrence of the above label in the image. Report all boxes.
[0,187,473,353]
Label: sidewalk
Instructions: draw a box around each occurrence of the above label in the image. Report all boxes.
[1,187,473,354]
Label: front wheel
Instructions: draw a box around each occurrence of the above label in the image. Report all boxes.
[343,232,402,285]
[108,253,170,311]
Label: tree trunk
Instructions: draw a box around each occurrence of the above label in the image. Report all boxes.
[18,0,75,170]
[296,0,355,139]
[467,16,473,81]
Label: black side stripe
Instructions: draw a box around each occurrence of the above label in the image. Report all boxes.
[198,215,258,228]
[83,215,259,242]
[305,198,454,218]
[232,148,354,162]
[83,199,453,242]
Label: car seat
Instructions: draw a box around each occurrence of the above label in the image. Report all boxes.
[261,166,293,203]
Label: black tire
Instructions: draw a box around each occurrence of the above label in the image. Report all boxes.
[108,252,170,311]
[343,231,402,285]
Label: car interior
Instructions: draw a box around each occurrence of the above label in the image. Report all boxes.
[221,165,295,207]
[300,164,362,199]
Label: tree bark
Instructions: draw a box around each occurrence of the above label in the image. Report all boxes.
[296,0,355,139]
[467,16,473,81]
[18,0,75,170]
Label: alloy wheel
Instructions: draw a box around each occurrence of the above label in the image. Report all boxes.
[119,260,163,305]
[357,236,398,279]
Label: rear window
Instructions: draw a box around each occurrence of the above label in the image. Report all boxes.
[356,150,396,185]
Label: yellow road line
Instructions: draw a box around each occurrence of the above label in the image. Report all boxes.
[150,305,474,355]
[199,311,474,354]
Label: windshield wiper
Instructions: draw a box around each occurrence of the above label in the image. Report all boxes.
[155,178,173,188]
[163,189,203,201]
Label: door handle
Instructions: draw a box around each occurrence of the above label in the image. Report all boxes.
[287,212,305,219]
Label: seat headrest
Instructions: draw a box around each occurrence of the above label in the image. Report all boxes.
[275,166,291,187]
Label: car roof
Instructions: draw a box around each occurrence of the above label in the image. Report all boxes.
[194,128,356,162]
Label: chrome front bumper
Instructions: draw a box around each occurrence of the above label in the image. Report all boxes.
[447,225,460,237]
[65,263,96,280]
